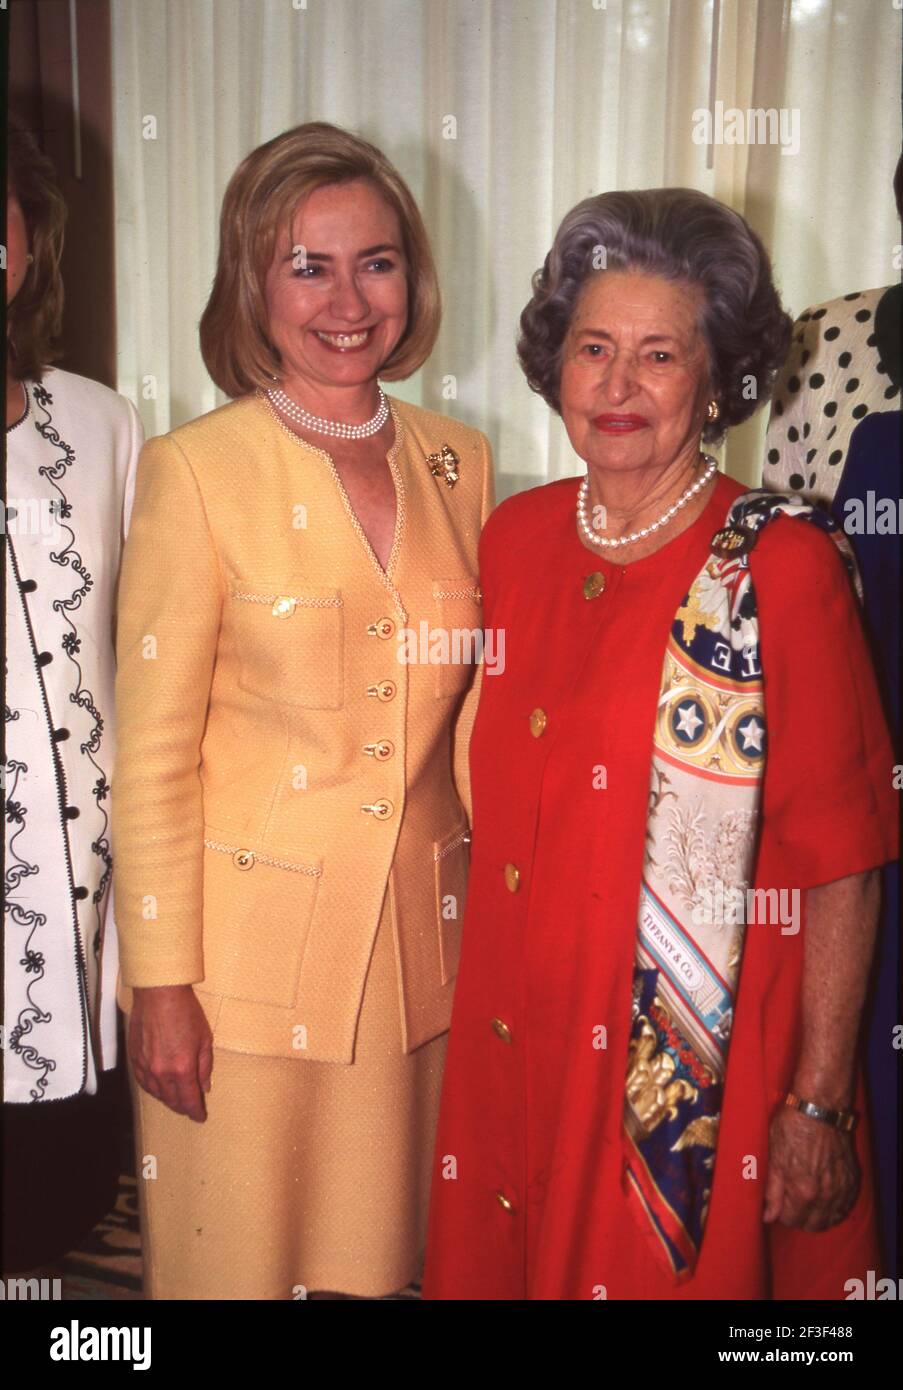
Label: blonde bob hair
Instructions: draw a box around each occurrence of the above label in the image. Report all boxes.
[200,122,441,398]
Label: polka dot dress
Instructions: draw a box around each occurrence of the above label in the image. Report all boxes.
[764,286,900,506]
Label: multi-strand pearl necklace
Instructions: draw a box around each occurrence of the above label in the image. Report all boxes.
[266,384,389,440]
[576,453,718,550]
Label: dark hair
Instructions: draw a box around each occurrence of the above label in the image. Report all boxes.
[517,187,793,443]
[6,113,67,380]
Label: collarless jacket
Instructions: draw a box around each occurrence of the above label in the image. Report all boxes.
[112,394,494,1063]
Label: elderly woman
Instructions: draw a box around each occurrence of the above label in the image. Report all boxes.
[112,122,493,1299]
[4,117,142,1272]
[423,188,896,1300]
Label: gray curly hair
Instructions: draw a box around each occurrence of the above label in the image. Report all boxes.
[517,187,792,443]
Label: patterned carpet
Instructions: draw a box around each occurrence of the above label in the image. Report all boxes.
[62,1173,143,1300]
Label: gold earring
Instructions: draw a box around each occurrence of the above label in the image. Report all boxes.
[706,399,719,422]
[25,253,34,264]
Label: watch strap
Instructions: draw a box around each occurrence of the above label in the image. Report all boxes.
[784,1091,857,1133]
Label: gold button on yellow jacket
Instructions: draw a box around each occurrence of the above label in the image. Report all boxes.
[113,394,494,1064]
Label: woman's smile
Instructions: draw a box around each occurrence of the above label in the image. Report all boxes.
[312,327,377,352]
[264,179,410,395]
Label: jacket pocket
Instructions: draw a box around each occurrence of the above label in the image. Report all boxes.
[199,831,322,1007]
[230,580,344,709]
[431,576,483,698]
[434,823,471,985]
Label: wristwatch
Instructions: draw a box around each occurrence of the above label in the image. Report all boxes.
[784,1092,857,1133]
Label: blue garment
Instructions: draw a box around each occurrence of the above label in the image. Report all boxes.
[833,408,901,1277]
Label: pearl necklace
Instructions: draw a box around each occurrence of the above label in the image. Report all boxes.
[267,384,389,440]
[576,454,718,549]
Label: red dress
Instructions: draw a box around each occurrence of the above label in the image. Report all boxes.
[422,472,897,1301]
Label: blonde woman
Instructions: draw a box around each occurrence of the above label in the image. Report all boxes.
[113,122,494,1299]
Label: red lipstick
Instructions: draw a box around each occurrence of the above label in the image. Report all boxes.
[592,413,649,433]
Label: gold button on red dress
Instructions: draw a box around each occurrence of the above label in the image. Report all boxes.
[423,473,893,1301]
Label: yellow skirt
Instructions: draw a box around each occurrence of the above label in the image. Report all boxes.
[127,889,447,1299]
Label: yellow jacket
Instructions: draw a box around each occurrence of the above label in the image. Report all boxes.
[112,393,494,1063]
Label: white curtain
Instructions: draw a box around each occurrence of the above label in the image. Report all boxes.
[113,0,901,493]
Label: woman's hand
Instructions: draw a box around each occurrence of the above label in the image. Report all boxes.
[761,868,877,1232]
[763,1106,860,1231]
[128,984,214,1122]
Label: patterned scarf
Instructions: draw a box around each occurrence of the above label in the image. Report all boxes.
[621,489,858,1281]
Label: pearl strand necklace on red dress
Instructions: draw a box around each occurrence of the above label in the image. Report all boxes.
[576,453,718,549]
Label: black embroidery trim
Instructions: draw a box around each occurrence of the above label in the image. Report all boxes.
[32,384,114,976]
[5,396,90,1097]
[3,755,56,1097]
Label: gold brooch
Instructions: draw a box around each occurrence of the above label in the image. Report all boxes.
[426,444,460,489]
[710,523,757,558]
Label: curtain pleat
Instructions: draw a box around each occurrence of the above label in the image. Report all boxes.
[113,0,901,490]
